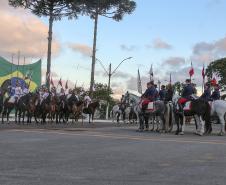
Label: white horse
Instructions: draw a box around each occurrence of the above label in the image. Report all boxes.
[111,104,121,123]
[210,100,226,136]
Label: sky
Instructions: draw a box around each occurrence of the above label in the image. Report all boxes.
[1,0,226,98]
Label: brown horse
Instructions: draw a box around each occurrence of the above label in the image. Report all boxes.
[83,101,100,124]
[71,100,84,123]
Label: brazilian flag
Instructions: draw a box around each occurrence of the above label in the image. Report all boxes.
[0,56,41,92]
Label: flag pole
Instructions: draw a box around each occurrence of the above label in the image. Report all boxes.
[202,64,205,93]
[11,53,14,79]
[17,51,20,78]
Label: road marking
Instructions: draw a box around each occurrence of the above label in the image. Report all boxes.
[6,129,226,146]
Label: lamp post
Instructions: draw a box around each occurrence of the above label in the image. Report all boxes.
[96,57,133,119]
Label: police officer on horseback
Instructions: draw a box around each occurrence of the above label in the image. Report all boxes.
[159,85,167,101]
[181,79,194,100]
[142,81,158,102]
[200,83,211,101]
[210,84,220,101]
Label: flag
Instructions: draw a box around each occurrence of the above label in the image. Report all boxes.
[50,77,54,87]
[137,69,142,94]
[202,64,205,79]
[65,80,68,89]
[149,64,153,81]
[211,77,217,86]
[58,78,62,87]
[189,61,194,77]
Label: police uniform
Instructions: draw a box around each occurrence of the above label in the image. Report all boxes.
[181,84,194,99]
[159,88,167,101]
[200,87,211,101]
[210,89,220,100]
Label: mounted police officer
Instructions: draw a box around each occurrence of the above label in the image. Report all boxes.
[181,79,194,100]
[178,79,194,113]
[10,81,23,103]
[159,85,167,101]
[84,92,92,108]
[142,81,158,102]
[200,83,211,101]
[210,84,220,101]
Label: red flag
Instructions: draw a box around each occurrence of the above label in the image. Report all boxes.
[65,80,68,89]
[50,77,54,87]
[211,77,217,86]
[58,78,62,87]
[202,65,205,79]
[189,62,194,77]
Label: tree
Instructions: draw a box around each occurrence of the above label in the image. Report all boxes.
[83,0,136,94]
[206,58,226,87]
[9,0,84,89]
[91,82,115,119]
[173,81,182,95]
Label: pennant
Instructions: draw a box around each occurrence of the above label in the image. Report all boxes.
[211,77,217,86]
[149,64,153,81]
[189,62,194,77]
[65,80,68,89]
[202,64,205,79]
[58,78,62,87]
[137,69,142,94]
[50,77,54,87]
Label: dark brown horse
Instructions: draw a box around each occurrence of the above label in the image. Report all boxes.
[83,101,100,124]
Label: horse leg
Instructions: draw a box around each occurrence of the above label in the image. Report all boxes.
[144,114,149,131]
[218,113,226,136]
[179,115,185,135]
[137,112,144,131]
[174,113,180,135]
[194,115,202,136]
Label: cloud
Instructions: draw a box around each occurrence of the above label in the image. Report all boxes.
[113,71,132,78]
[164,57,185,66]
[120,44,137,52]
[147,38,172,50]
[68,43,92,57]
[0,1,60,58]
[191,36,226,64]
[95,69,131,79]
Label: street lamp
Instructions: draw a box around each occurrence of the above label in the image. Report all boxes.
[96,57,133,120]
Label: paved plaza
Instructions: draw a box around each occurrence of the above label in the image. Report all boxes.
[0,121,226,185]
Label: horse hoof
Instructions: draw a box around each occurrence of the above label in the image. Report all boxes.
[195,132,203,136]
[218,132,224,136]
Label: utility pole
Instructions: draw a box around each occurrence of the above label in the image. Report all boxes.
[96,57,133,120]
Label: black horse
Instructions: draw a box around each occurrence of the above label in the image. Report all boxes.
[15,93,32,124]
[172,94,211,136]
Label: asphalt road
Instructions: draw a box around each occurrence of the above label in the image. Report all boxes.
[0,121,226,185]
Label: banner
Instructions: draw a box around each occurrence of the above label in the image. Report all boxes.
[0,56,41,92]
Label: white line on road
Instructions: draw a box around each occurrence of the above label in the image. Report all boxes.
[6,129,226,146]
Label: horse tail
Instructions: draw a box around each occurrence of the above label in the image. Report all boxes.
[203,101,211,132]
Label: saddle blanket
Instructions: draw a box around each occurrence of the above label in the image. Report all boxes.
[8,97,16,103]
[147,102,154,110]
[183,101,191,111]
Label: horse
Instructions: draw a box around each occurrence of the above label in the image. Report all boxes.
[139,100,167,132]
[209,100,226,136]
[15,93,32,124]
[111,104,121,123]
[2,96,17,124]
[83,101,100,124]
[172,94,211,136]
[27,92,39,123]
